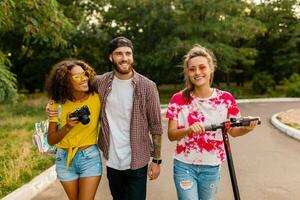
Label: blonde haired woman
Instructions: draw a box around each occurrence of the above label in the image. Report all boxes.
[166,45,258,200]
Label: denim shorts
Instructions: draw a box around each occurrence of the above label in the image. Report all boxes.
[55,144,102,182]
[173,159,221,200]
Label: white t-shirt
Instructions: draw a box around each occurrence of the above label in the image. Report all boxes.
[106,76,134,170]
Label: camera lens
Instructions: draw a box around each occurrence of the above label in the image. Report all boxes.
[80,116,90,125]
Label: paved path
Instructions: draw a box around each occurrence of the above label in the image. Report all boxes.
[33,102,300,200]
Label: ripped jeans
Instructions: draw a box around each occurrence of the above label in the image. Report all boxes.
[173,159,220,200]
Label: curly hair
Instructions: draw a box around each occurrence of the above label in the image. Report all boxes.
[45,59,97,103]
[182,44,217,103]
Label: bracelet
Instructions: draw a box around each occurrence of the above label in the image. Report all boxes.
[152,158,162,164]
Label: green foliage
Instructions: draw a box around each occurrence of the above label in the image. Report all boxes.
[0,0,18,103]
[0,0,15,29]
[172,0,266,74]
[0,0,74,92]
[252,0,300,83]
[0,94,54,198]
[252,72,276,94]
[93,0,267,84]
[0,0,300,93]
[282,73,300,97]
[96,0,182,83]
[0,52,18,103]
[16,0,73,48]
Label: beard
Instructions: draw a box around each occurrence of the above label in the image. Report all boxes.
[111,60,133,75]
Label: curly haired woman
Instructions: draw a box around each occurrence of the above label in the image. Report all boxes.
[45,59,102,200]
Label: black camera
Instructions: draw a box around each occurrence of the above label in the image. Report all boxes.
[69,105,91,125]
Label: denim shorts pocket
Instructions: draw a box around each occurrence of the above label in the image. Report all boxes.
[83,148,100,160]
[56,149,66,161]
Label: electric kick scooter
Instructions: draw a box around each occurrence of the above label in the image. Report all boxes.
[205,118,261,200]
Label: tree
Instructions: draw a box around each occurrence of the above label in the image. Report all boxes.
[2,0,299,93]
[283,73,300,96]
[252,0,300,84]
[0,0,17,102]
[0,52,17,103]
[94,0,266,85]
[171,0,266,85]
[0,0,74,93]
[87,0,181,84]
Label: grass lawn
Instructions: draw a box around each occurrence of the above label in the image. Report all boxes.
[0,94,54,198]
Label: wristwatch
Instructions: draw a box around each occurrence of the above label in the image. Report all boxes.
[152,158,162,165]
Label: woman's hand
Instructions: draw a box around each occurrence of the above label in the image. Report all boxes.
[189,122,205,134]
[45,101,58,118]
[240,116,260,132]
[66,112,80,129]
[229,116,260,137]
[48,113,80,146]
[168,120,205,141]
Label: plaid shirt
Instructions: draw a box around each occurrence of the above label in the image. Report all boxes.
[95,70,163,170]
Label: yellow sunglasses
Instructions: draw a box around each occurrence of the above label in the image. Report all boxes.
[71,71,89,82]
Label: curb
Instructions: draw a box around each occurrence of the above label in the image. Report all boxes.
[3,165,56,200]
[271,113,300,141]
[3,98,300,199]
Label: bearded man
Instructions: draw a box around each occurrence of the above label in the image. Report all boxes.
[95,36,163,200]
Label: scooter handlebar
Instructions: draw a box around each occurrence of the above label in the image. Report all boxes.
[204,117,261,131]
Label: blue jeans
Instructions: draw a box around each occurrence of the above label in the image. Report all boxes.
[56,144,102,182]
[173,159,220,200]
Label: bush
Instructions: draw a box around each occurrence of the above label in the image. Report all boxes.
[219,86,243,98]
[0,53,18,103]
[282,73,300,97]
[252,72,276,95]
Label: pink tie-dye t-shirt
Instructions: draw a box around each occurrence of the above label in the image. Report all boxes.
[166,88,240,165]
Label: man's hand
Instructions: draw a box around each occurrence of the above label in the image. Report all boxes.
[148,162,160,181]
